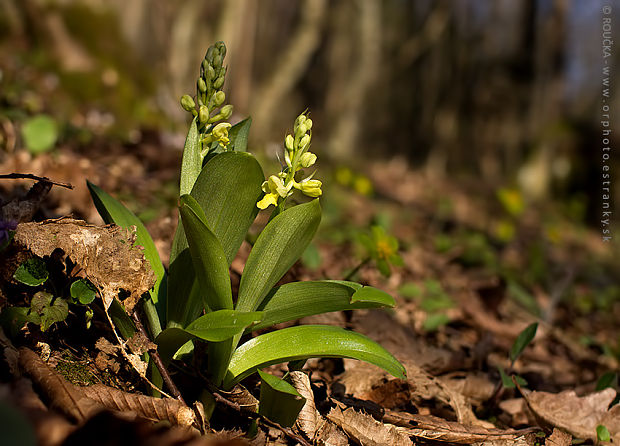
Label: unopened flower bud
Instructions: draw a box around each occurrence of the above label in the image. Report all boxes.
[197,78,207,93]
[297,179,322,197]
[213,76,225,89]
[295,114,307,129]
[220,104,233,120]
[206,46,215,62]
[215,41,226,57]
[207,65,216,80]
[295,124,307,139]
[199,105,210,123]
[214,91,226,106]
[300,152,317,168]
[213,54,222,67]
[180,95,195,112]
[285,135,294,151]
[305,119,312,130]
[299,134,311,150]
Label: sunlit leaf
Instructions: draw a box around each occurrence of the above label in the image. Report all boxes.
[13,258,48,286]
[179,117,201,196]
[253,281,393,331]
[225,325,406,389]
[28,292,68,331]
[156,310,263,365]
[21,115,58,154]
[179,195,233,311]
[237,199,321,313]
[70,279,97,305]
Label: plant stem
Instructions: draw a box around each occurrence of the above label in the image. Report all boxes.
[343,257,370,281]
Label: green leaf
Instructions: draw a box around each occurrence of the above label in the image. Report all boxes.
[253,281,394,331]
[155,310,263,365]
[258,371,305,428]
[596,372,617,391]
[190,152,264,264]
[179,117,201,196]
[498,367,527,388]
[29,292,68,331]
[224,325,406,389]
[228,117,252,152]
[597,425,611,442]
[70,279,97,305]
[510,322,538,364]
[179,195,233,311]
[87,181,165,332]
[422,313,451,331]
[21,115,58,154]
[13,258,48,286]
[237,199,321,313]
[167,152,263,327]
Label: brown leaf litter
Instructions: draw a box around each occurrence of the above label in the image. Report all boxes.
[12,218,156,312]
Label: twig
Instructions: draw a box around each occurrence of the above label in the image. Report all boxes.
[210,389,312,446]
[130,312,185,405]
[0,173,74,189]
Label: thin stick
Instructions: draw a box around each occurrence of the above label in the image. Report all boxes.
[0,173,74,189]
[130,312,186,405]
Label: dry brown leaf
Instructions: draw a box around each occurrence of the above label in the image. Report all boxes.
[314,420,349,446]
[545,428,572,446]
[327,406,413,446]
[440,372,496,405]
[498,398,531,426]
[288,371,320,439]
[13,219,156,311]
[18,347,196,427]
[524,388,620,442]
[384,411,536,444]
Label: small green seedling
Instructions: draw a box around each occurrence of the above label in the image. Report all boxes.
[87,42,405,425]
[10,256,99,331]
[500,322,538,389]
[597,424,611,443]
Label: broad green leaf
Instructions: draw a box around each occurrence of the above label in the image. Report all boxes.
[21,114,58,154]
[179,195,232,311]
[237,199,321,313]
[87,181,165,333]
[596,372,617,391]
[224,325,406,389]
[13,258,48,286]
[179,117,201,196]
[70,279,96,305]
[252,281,394,331]
[510,322,538,364]
[190,152,264,264]
[167,152,263,327]
[108,300,136,340]
[28,292,68,331]
[156,310,263,365]
[228,117,252,152]
[258,371,305,428]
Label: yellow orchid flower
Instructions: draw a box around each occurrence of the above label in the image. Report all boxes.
[212,122,232,146]
[294,179,322,197]
[257,175,293,209]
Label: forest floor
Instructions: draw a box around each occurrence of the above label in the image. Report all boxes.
[0,138,619,446]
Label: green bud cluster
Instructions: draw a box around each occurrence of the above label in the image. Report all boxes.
[257,112,322,210]
[179,41,234,154]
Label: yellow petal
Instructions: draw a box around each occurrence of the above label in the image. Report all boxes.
[257,193,279,209]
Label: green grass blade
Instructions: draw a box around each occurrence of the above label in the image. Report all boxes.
[224,325,406,389]
[87,181,164,333]
[252,281,394,331]
[510,322,538,364]
[237,199,321,313]
[179,195,233,311]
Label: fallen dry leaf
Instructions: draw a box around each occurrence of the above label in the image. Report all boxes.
[327,405,413,446]
[288,371,320,440]
[524,388,620,442]
[314,420,349,446]
[384,410,536,444]
[545,428,572,446]
[13,219,156,312]
[18,347,196,427]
